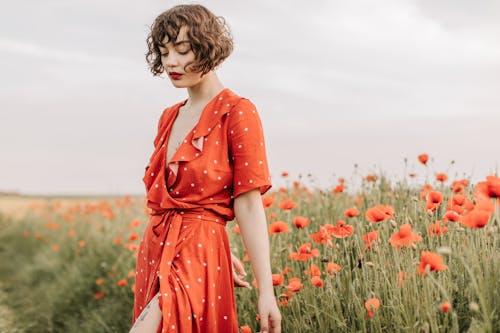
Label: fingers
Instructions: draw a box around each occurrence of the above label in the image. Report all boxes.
[233,270,252,288]
[259,313,269,333]
[232,255,246,275]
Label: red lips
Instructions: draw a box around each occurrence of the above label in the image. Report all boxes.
[168,71,183,80]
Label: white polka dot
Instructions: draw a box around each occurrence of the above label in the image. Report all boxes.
[217,176,221,180]
[183,167,187,171]
[218,295,222,299]
[224,316,228,320]
[198,243,202,247]
[217,266,221,270]
[239,111,243,115]
[187,259,191,264]
[244,127,248,131]
[212,229,216,234]
[191,183,195,187]
[202,298,205,303]
[151,172,155,176]
[185,284,189,288]
[198,278,202,282]
[203,170,208,174]
[249,179,253,183]
[215,140,219,145]
[214,160,218,164]
[244,162,248,166]
[238,144,242,149]
[155,184,159,188]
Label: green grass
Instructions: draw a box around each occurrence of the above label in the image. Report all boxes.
[0,175,499,333]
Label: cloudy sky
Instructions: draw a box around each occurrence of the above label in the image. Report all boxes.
[1,0,499,196]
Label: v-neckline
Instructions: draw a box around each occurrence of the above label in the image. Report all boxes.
[164,88,228,168]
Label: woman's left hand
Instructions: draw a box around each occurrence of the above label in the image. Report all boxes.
[231,252,252,289]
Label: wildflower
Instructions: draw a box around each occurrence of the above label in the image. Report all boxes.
[418,154,429,165]
[428,221,448,236]
[440,301,452,313]
[365,174,377,182]
[95,278,105,285]
[272,274,284,286]
[461,208,491,228]
[332,184,344,194]
[390,224,422,249]
[269,221,289,234]
[309,226,332,244]
[330,220,354,238]
[362,230,379,250]
[474,175,500,199]
[262,196,274,208]
[285,277,303,292]
[288,242,320,261]
[52,244,60,252]
[436,173,448,182]
[417,251,447,276]
[293,216,310,229]
[232,224,240,234]
[94,291,105,300]
[128,233,139,241]
[365,298,381,318]
[304,264,321,277]
[117,279,128,287]
[326,262,342,274]
[240,325,252,333]
[365,205,395,223]
[344,207,360,218]
[311,276,324,287]
[278,199,297,210]
[425,191,444,211]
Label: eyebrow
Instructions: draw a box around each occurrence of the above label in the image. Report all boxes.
[159,40,190,48]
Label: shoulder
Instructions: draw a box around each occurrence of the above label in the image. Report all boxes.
[158,99,186,126]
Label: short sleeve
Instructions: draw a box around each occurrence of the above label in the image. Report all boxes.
[228,98,272,198]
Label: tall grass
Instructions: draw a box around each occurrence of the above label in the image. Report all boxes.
[0,173,498,332]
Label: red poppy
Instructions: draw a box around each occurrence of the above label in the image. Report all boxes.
[436,173,448,182]
[309,226,332,244]
[390,224,422,248]
[475,175,500,199]
[269,221,289,234]
[428,220,448,236]
[288,242,320,261]
[304,263,321,277]
[326,262,342,274]
[440,301,452,313]
[272,274,284,286]
[365,298,381,318]
[262,196,275,208]
[332,184,344,194]
[365,174,377,182]
[344,207,360,218]
[461,208,491,228]
[418,154,429,165]
[426,191,444,211]
[330,220,355,238]
[311,276,324,287]
[240,325,252,333]
[417,251,447,276]
[278,199,297,210]
[420,184,433,199]
[285,277,303,292]
[442,210,460,223]
[293,216,311,229]
[362,230,379,250]
[365,205,395,223]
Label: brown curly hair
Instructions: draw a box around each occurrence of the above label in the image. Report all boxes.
[145,4,233,76]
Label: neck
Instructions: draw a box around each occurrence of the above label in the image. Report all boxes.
[186,71,225,108]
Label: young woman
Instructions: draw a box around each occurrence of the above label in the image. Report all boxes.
[129,4,281,333]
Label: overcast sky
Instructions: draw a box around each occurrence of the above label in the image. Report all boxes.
[1,0,499,196]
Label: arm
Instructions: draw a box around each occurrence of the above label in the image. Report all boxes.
[235,189,281,332]
[234,188,273,295]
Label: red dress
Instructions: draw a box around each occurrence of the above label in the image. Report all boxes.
[132,88,272,333]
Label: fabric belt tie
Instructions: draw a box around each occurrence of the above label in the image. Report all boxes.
[145,207,227,325]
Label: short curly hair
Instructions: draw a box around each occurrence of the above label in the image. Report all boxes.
[145,4,233,76]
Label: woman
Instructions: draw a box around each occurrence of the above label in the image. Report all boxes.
[130,4,281,333]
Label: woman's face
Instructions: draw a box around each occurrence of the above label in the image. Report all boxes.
[159,26,205,88]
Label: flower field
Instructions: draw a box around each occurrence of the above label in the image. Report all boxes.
[0,155,499,333]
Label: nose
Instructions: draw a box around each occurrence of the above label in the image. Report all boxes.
[163,52,179,71]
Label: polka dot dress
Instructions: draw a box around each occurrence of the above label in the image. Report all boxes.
[132,88,272,333]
